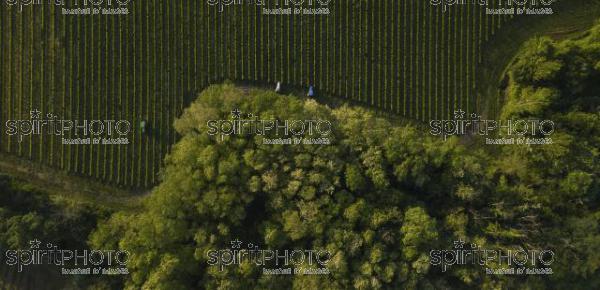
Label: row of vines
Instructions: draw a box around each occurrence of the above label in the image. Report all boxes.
[0,0,521,187]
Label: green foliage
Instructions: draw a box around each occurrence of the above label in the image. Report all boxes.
[0,174,118,289]
[0,0,515,189]
[92,84,455,289]
[0,174,102,250]
[400,207,438,261]
[503,24,600,119]
[93,45,600,290]
[345,165,367,192]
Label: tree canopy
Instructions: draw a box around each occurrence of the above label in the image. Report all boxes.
[91,21,600,290]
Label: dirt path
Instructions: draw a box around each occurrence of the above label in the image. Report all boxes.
[0,152,143,211]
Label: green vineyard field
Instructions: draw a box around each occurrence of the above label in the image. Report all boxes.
[0,0,576,188]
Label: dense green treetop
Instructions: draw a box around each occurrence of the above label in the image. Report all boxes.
[90,21,600,290]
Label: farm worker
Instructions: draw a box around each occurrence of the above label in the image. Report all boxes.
[275,82,282,93]
[307,86,315,97]
[140,120,147,134]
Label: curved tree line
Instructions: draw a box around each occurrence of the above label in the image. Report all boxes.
[0,0,517,187]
